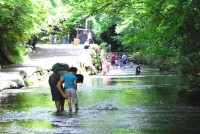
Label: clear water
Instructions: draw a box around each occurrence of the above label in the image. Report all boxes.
[0,65,200,134]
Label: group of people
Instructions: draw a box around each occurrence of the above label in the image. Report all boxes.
[102,52,142,76]
[49,63,84,113]
[49,56,141,113]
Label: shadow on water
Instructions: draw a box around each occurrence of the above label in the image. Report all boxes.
[0,65,200,133]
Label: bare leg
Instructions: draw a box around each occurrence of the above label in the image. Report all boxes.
[75,103,79,111]
[55,101,60,112]
[67,99,72,112]
[60,100,65,111]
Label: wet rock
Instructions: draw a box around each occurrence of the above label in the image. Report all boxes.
[0,73,25,91]
[92,104,118,111]
[24,69,51,86]
[0,68,51,90]
[52,118,79,127]
[19,70,28,79]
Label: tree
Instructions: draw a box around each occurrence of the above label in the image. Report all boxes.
[0,0,51,64]
[63,0,200,90]
[0,0,73,64]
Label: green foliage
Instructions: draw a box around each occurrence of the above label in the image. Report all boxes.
[100,42,107,50]
[0,0,50,63]
[0,0,69,64]
[99,42,107,59]
[188,75,200,90]
[9,44,26,63]
[105,0,198,72]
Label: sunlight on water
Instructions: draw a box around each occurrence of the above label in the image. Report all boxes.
[0,66,200,133]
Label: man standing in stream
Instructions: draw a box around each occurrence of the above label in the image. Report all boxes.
[56,67,81,112]
[49,63,69,113]
[49,63,83,113]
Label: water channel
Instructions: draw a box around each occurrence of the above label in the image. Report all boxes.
[0,65,200,134]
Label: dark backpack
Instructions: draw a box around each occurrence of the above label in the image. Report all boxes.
[49,63,69,84]
[49,63,84,84]
[51,63,69,72]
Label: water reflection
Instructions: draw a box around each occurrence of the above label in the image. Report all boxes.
[0,66,200,133]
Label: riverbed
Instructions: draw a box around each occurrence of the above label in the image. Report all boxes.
[0,65,200,134]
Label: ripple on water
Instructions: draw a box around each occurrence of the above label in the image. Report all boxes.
[0,66,199,133]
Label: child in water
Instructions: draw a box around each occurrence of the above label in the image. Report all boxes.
[119,60,123,69]
[130,61,134,69]
[129,60,134,72]
[135,62,141,76]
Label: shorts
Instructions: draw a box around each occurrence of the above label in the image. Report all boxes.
[111,61,115,65]
[65,88,78,104]
[49,80,64,101]
[122,60,126,65]
[136,70,141,75]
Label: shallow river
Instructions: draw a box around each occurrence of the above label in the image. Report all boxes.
[0,65,200,134]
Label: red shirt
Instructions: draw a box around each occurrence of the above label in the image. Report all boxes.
[111,54,116,62]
